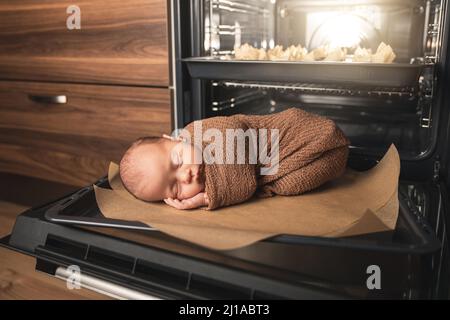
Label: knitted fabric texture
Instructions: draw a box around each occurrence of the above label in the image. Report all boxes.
[183,108,350,210]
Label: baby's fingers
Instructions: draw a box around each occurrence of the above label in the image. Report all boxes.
[164,198,190,210]
[180,198,195,208]
[163,198,173,207]
[164,198,181,209]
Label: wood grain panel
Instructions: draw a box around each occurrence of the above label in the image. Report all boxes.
[0,128,129,163]
[0,80,172,186]
[0,81,171,141]
[0,0,169,86]
[0,247,110,299]
[0,143,110,186]
[0,202,28,238]
[0,201,109,299]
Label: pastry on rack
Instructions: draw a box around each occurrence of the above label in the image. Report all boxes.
[233,42,396,63]
[352,46,372,62]
[286,45,308,61]
[352,42,396,63]
[234,43,267,60]
[267,45,289,60]
[267,45,306,61]
[256,48,267,60]
[303,45,329,61]
[371,42,396,63]
[324,47,347,61]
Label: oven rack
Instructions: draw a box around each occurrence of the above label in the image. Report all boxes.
[211,90,265,111]
[211,0,271,15]
[217,81,418,98]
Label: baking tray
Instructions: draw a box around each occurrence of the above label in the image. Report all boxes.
[43,177,442,254]
[183,57,427,87]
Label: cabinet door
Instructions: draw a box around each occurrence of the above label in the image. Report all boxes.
[0,0,169,86]
[0,81,172,186]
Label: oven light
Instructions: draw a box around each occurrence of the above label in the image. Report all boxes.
[326,14,365,48]
[307,10,378,50]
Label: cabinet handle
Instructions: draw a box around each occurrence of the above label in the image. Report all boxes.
[28,94,67,104]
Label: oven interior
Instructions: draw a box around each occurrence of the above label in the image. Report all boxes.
[190,0,447,160]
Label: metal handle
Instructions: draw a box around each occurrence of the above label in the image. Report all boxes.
[55,266,160,300]
[28,94,67,104]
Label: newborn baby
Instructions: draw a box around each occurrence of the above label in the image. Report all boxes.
[119,135,209,210]
[120,108,350,210]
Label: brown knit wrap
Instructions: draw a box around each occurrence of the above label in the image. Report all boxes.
[184,108,350,210]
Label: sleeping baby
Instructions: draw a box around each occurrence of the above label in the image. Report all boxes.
[119,108,350,210]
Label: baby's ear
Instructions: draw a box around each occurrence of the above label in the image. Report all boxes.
[162,134,174,141]
[162,134,186,142]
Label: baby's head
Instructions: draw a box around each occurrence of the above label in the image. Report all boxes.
[119,136,204,202]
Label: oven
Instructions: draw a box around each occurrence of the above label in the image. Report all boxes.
[169,0,450,298]
[173,0,447,162]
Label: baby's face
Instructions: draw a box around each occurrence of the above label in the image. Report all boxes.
[129,139,204,202]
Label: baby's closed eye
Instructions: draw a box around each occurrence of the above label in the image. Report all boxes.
[170,149,183,167]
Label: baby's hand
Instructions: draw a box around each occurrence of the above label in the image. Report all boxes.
[164,192,209,210]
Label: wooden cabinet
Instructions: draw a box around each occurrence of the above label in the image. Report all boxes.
[0,81,171,186]
[0,1,172,186]
[0,0,169,86]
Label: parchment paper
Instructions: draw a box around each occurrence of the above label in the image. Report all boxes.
[94,144,400,250]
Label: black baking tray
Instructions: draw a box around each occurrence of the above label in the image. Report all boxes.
[183,57,427,87]
[43,177,441,255]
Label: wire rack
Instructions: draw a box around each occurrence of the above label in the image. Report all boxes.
[218,81,418,98]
